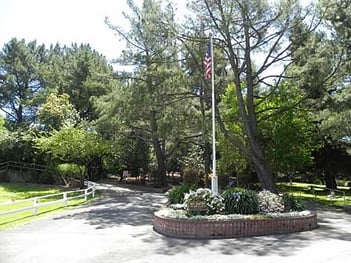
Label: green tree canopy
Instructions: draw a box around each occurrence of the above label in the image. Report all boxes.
[184,0,321,191]
[35,125,106,165]
[43,43,117,121]
[37,92,79,131]
[35,125,107,183]
[0,38,46,129]
[100,0,199,185]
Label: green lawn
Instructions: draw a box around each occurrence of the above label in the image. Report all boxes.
[0,183,95,231]
[278,182,351,208]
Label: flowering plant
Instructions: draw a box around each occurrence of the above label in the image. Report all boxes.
[258,190,284,213]
[183,188,224,215]
[155,208,311,220]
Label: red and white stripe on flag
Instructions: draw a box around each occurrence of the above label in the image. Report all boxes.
[204,43,211,80]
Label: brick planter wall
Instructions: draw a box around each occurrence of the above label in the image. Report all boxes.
[153,212,318,239]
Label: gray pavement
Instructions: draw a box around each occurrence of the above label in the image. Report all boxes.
[0,182,351,263]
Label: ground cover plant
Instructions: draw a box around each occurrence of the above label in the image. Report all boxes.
[0,183,94,230]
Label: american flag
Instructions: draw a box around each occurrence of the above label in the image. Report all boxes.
[204,43,211,80]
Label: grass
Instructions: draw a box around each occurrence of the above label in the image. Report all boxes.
[278,182,351,208]
[0,183,96,231]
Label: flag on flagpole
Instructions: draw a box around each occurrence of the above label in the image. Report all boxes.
[205,35,218,195]
[204,43,212,80]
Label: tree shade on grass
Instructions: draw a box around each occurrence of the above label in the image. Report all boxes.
[277,182,351,208]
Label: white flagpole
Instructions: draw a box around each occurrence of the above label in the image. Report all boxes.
[210,35,218,195]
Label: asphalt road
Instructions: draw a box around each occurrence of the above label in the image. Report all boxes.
[0,183,351,263]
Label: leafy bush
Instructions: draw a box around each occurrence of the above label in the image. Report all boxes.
[183,188,224,215]
[57,163,83,176]
[182,168,200,186]
[282,193,306,212]
[218,173,230,190]
[32,171,56,185]
[222,188,259,215]
[56,163,84,185]
[167,185,195,204]
[236,170,259,189]
[258,190,284,213]
[207,195,225,215]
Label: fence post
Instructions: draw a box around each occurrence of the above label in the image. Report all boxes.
[92,184,96,198]
[33,198,38,216]
[84,189,88,202]
[63,192,67,207]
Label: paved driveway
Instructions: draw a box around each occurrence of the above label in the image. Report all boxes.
[0,183,350,263]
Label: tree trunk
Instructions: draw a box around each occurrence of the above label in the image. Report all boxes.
[324,171,337,189]
[247,121,276,192]
[240,17,276,193]
[152,136,167,186]
[150,110,167,186]
[251,151,276,192]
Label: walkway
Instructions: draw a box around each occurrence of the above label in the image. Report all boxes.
[0,182,350,263]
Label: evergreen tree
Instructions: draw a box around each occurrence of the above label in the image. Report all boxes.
[185,0,319,192]
[43,43,116,121]
[100,0,196,185]
[0,38,46,129]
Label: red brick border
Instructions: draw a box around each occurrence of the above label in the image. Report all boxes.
[153,212,318,239]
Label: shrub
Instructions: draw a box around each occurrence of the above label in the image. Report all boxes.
[258,190,284,213]
[207,194,225,215]
[236,171,259,189]
[182,168,200,186]
[167,185,195,204]
[32,171,56,185]
[56,163,84,185]
[282,193,306,212]
[218,173,230,190]
[222,188,259,215]
[183,188,224,215]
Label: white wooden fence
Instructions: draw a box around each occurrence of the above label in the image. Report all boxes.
[0,181,96,217]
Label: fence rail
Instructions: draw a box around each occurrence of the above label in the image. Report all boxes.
[309,186,348,209]
[0,161,48,172]
[0,181,96,217]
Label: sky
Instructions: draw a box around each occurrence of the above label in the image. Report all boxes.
[0,0,186,63]
[0,0,315,64]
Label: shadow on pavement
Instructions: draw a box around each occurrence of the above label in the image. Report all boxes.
[143,208,351,257]
[54,183,351,258]
[54,187,165,228]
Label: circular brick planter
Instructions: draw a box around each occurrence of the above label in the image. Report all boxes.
[153,211,318,239]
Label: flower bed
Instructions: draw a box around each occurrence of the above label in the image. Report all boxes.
[158,187,318,238]
[153,209,318,239]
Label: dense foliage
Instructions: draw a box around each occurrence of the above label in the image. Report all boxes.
[183,188,224,216]
[0,0,351,188]
[222,188,259,215]
[167,186,306,217]
[167,185,196,205]
[257,190,285,213]
[282,193,306,212]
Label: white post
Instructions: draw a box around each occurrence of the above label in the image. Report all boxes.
[92,184,96,198]
[210,35,218,195]
[84,189,88,202]
[63,192,67,207]
[33,198,38,216]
